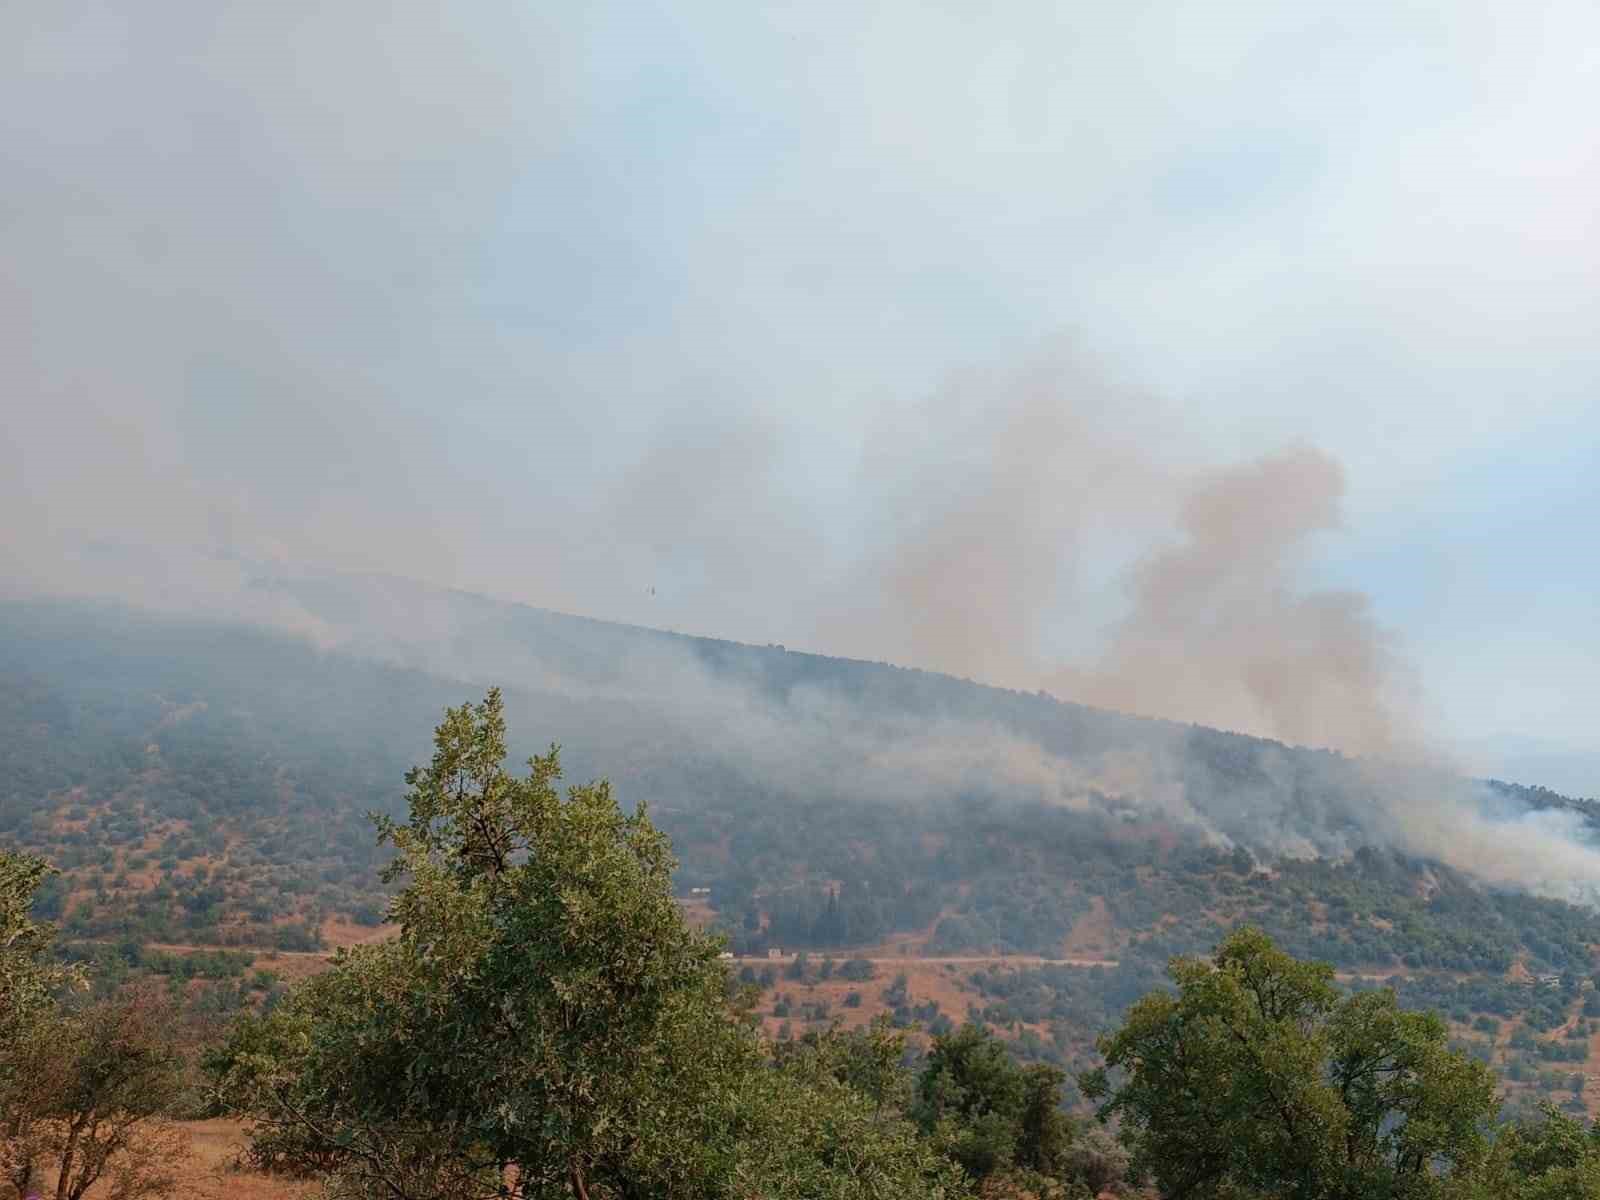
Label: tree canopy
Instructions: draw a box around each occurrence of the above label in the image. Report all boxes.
[209,690,972,1199]
[1086,926,1500,1199]
[3,850,184,1200]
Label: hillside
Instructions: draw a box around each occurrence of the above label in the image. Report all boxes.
[6,585,1600,1117]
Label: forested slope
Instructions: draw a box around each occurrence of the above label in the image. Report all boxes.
[3,588,1598,985]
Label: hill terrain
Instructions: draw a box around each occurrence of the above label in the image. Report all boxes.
[6,584,1600,1119]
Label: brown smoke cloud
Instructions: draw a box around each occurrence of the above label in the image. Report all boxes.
[834,357,1416,759]
[1058,446,1418,757]
[829,351,1164,686]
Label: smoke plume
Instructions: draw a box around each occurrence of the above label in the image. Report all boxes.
[834,359,1411,759]
[1061,446,1416,757]
[832,351,1166,688]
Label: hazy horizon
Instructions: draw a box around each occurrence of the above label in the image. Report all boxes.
[5,3,1598,789]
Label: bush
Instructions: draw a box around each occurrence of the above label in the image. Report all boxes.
[1064,1126,1131,1197]
[273,924,321,952]
[885,973,909,1007]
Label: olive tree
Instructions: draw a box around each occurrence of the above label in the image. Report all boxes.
[1084,927,1498,1200]
[213,689,970,1200]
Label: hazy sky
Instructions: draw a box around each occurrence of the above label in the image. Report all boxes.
[4,3,1598,779]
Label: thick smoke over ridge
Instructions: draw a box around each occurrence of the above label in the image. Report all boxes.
[6,3,1600,920]
[813,388,1600,896]
[161,562,1600,912]
[8,332,1600,907]
[831,354,1164,688]
[1063,447,1416,758]
[835,360,1410,758]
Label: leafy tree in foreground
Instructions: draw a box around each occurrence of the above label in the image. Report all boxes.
[2,851,58,1020]
[913,1024,1072,1186]
[2,850,79,1197]
[30,990,188,1200]
[1451,1103,1600,1199]
[734,1023,968,1200]
[5,852,185,1200]
[212,689,970,1200]
[1084,927,1498,1200]
[772,1016,915,1112]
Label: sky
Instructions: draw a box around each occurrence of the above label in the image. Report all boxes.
[3,2,1598,788]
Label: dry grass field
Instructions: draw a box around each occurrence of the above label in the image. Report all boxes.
[161,1121,318,1200]
[32,1120,314,1200]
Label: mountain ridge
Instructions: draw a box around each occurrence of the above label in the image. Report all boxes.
[9,583,1600,1115]
[5,583,1599,956]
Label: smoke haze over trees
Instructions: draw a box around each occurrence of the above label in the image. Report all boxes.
[8,5,1600,1195]
[6,588,1600,933]
[5,4,1600,784]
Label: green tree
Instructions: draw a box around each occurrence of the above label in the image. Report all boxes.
[4,855,181,1200]
[1084,927,1498,1200]
[772,1016,913,1112]
[731,1071,967,1199]
[213,689,742,1198]
[751,1020,967,1198]
[2,849,84,1198]
[1,850,73,1046]
[1016,1062,1073,1178]
[33,990,188,1200]
[212,690,972,1200]
[915,1025,1025,1179]
[1446,1104,1600,1200]
[913,1024,1071,1185]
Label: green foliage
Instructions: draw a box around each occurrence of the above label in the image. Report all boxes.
[1447,1105,1600,1199]
[1087,928,1499,1200]
[3,850,184,1200]
[3,849,92,1195]
[1,849,74,1040]
[913,1024,1073,1186]
[729,1050,970,1200]
[211,691,979,1199]
[28,991,188,1200]
[2,848,64,1194]
[215,690,746,1198]
[774,1017,914,1111]
[16,600,1600,1195]
[15,602,1600,988]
